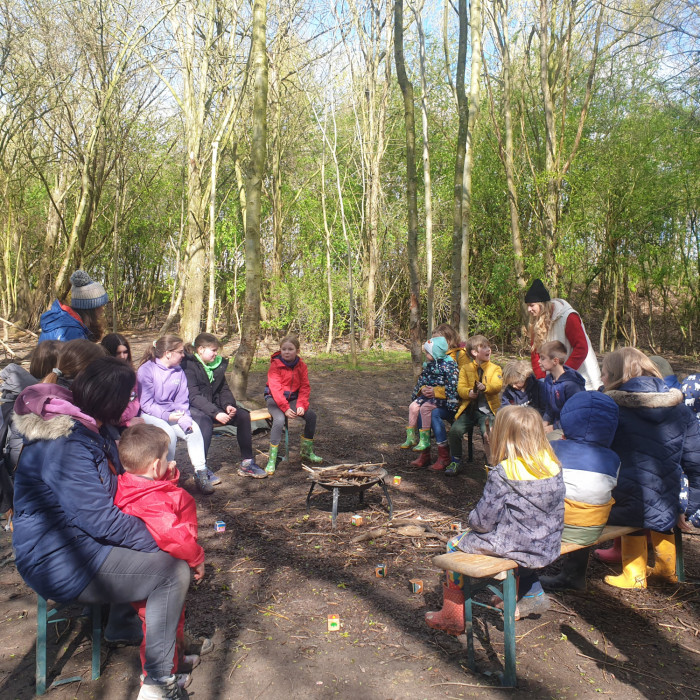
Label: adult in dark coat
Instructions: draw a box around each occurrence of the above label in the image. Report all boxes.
[601,348,700,589]
[12,358,191,697]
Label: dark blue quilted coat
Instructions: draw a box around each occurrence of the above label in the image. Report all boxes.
[606,377,700,533]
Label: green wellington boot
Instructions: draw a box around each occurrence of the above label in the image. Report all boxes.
[412,428,431,452]
[265,444,279,474]
[301,437,323,463]
[399,427,417,449]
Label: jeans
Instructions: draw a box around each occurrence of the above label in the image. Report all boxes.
[265,397,316,445]
[141,413,206,471]
[190,406,254,461]
[77,547,190,682]
[430,406,454,444]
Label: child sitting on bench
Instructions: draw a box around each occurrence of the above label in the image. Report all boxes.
[425,405,565,633]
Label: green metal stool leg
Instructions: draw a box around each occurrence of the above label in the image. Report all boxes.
[464,577,475,671]
[501,570,517,687]
[91,604,101,680]
[36,596,48,695]
[675,527,685,583]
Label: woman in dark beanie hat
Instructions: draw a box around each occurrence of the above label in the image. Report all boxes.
[38,270,109,343]
[525,279,601,390]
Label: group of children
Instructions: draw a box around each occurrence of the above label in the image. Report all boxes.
[401,325,587,476]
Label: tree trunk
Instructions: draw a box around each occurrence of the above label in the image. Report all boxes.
[206,140,219,333]
[395,0,422,372]
[232,0,268,399]
[450,0,468,328]
[459,0,482,339]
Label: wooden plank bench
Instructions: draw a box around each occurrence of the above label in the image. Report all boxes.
[432,525,685,687]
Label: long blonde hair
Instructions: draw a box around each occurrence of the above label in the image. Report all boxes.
[490,405,560,478]
[528,301,554,351]
[602,347,662,391]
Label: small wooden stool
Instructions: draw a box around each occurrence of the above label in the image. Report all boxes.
[36,596,101,695]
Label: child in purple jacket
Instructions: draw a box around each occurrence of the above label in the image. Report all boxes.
[137,335,213,496]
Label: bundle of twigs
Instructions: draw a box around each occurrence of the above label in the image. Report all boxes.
[302,461,386,486]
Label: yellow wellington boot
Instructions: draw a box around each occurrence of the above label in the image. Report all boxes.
[604,535,648,589]
[647,531,677,584]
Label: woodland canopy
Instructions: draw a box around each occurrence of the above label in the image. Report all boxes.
[0,0,698,385]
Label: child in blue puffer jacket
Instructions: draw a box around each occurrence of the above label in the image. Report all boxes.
[400,338,459,470]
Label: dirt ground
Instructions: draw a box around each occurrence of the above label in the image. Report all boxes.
[1,337,700,699]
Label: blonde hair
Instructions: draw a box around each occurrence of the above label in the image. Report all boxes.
[466,334,490,358]
[528,301,554,351]
[502,360,532,387]
[432,323,461,349]
[602,347,662,391]
[490,405,560,478]
[42,339,106,384]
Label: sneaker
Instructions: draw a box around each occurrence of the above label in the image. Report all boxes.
[137,675,185,699]
[206,468,221,486]
[140,673,191,689]
[444,460,461,476]
[237,458,268,479]
[194,470,215,495]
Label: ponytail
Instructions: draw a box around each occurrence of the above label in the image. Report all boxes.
[139,334,183,367]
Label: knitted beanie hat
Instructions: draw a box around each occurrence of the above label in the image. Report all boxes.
[70,270,109,309]
[524,279,551,303]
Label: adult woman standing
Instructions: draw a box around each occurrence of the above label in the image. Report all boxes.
[12,358,190,699]
[525,279,602,390]
[38,270,109,343]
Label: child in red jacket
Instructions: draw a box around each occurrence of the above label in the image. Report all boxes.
[115,424,206,690]
[264,335,322,473]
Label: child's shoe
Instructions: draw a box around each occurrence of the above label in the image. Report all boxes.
[425,584,465,636]
[265,445,279,474]
[300,437,323,463]
[206,468,221,486]
[399,427,417,449]
[412,428,431,452]
[194,469,214,495]
[444,459,461,476]
[238,458,268,479]
[137,675,185,699]
[594,537,621,564]
[428,444,451,472]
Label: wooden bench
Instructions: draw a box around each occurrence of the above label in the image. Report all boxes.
[432,525,685,687]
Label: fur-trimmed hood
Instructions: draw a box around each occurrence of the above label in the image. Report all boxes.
[13,384,98,439]
[606,376,683,412]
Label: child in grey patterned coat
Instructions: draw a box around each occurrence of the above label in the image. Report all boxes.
[425,405,565,634]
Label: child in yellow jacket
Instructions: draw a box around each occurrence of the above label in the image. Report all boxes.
[446,335,503,475]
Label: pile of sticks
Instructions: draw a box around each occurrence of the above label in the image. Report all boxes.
[302,462,386,486]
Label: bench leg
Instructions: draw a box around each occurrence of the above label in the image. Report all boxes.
[501,570,517,687]
[675,528,685,583]
[36,596,48,696]
[91,604,101,681]
[464,577,475,671]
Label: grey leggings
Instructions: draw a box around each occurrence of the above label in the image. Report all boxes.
[77,547,190,682]
[266,397,316,444]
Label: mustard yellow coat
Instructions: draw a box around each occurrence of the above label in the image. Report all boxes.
[455,359,503,419]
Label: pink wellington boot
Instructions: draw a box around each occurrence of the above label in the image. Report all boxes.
[425,584,465,636]
[594,537,621,564]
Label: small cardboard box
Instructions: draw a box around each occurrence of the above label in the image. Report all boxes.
[393,475,402,485]
[375,564,387,578]
[327,614,340,632]
[214,520,226,533]
[409,579,424,594]
[450,522,463,532]
[351,514,364,526]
